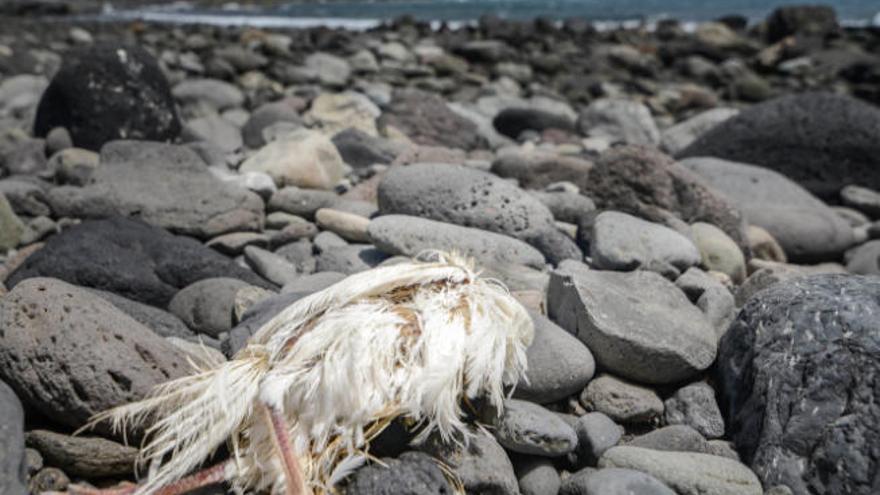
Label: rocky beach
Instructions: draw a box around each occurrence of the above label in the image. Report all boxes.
[1,2,879,494]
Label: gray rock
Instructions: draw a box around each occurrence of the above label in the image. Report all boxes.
[48,141,264,239]
[682,157,854,262]
[378,89,483,150]
[89,289,195,339]
[305,52,351,87]
[282,272,346,294]
[548,261,716,384]
[314,231,349,252]
[491,151,593,192]
[244,246,300,286]
[590,211,700,278]
[28,467,69,494]
[368,215,546,269]
[344,451,451,495]
[580,374,664,424]
[841,185,880,219]
[0,278,187,430]
[717,274,880,495]
[514,456,560,495]
[379,163,580,264]
[625,425,715,455]
[269,186,371,221]
[0,177,51,217]
[183,114,243,153]
[172,78,244,110]
[169,278,252,338]
[0,380,26,495]
[664,382,724,439]
[599,446,763,495]
[332,127,401,170]
[418,428,519,495]
[690,221,746,283]
[242,98,304,149]
[560,467,675,495]
[25,430,136,478]
[274,239,317,273]
[206,232,269,256]
[674,267,727,302]
[577,98,660,146]
[529,191,595,225]
[493,399,578,457]
[845,240,880,275]
[514,313,594,404]
[315,244,389,274]
[225,291,310,356]
[573,412,623,464]
[0,193,24,251]
[49,147,100,186]
[661,107,739,155]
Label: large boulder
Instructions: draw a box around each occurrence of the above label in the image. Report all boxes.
[717,274,880,495]
[5,217,271,307]
[548,260,716,384]
[0,380,26,495]
[682,157,854,262]
[583,145,748,252]
[378,163,580,264]
[48,141,264,239]
[378,89,485,150]
[0,278,188,430]
[678,93,880,201]
[33,44,180,151]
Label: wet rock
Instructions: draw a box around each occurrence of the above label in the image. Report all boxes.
[493,107,576,139]
[0,278,187,430]
[33,44,180,151]
[717,274,880,494]
[5,217,270,307]
[548,261,716,384]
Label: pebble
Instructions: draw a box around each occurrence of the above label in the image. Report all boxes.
[206,232,270,256]
[514,456,560,495]
[25,430,136,478]
[0,380,26,495]
[315,244,388,274]
[577,98,660,145]
[573,412,623,465]
[244,246,300,286]
[664,382,725,438]
[418,428,519,495]
[690,221,746,283]
[240,128,350,189]
[493,399,578,457]
[625,425,716,455]
[0,193,24,252]
[841,185,880,219]
[580,374,664,424]
[560,467,675,495]
[169,278,253,338]
[315,208,370,243]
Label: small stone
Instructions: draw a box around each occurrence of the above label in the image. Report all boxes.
[48,148,100,186]
[492,399,578,457]
[244,246,299,286]
[315,245,388,274]
[28,467,69,494]
[0,193,25,252]
[343,451,451,495]
[560,467,675,495]
[206,232,269,256]
[514,456,560,495]
[172,78,244,110]
[25,430,136,478]
[841,185,880,219]
[625,425,715,455]
[315,208,370,243]
[168,278,252,338]
[747,225,787,263]
[690,222,746,284]
[577,98,660,146]
[580,374,664,424]
[417,428,519,495]
[664,382,725,439]
[573,412,623,464]
[240,129,349,189]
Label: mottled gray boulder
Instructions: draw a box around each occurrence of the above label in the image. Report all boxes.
[343,452,451,495]
[5,217,271,307]
[378,163,580,264]
[169,278,252,338]
[681,157,854,262]
[493,399,577,457]
[678,93,880,201]
[368,215,546,269]
[561,468,675,495]
[548,261,716,384]
[418,428,519,495]
[25,430,136,478]
[589,211,700,278]
[664,382,725,439]
[717,274,880,495]
[577,98,660,146]
[0,380,26,495]
[514,313,595,404]
[0,278,187,430]
[599,447,762,495]
[48,141,264,239]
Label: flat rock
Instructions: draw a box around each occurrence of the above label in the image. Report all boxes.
[0,380,26,495]
[599,446,763,495]
[514,312,594,404]
[244,246,300,286]
[548,261,716,384]
[580,374,664,424]
[48,141,264,239]
[560,468,675,495]
[183,114,242,153]
[34,44,180,151]
[590,211,700,278]
[240,128,349,190]
[717,274,880,494]
[378,163,580,264]
[242,98,304,149]
[682,157,854,262]
[493,399,578,457]
[582,146,747,252]
[5,217,271,307]
[529,191,596,225]
[25,430,136,478]
[678,93,880,201]
[368,215,546,269]
[316,208,370,243]
[0,278,187,430]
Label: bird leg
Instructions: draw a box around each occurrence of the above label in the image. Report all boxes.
[260,402,310,495]
[53,460,231,495]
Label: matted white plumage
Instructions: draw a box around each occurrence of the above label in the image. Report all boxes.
[57,252,534,495]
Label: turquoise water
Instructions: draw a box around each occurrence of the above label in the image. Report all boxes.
[104,0,880,27]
